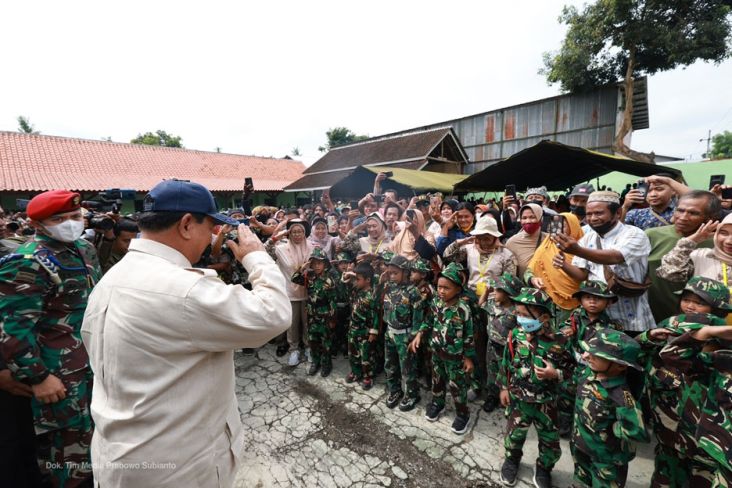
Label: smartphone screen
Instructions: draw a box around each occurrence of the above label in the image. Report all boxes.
[505,184,516,198]
[710,175,726,190]
[636,180,648,198]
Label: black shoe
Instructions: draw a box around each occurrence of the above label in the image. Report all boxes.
[386,390,403,409]
[424,402,444,422]
[398,395,420,412]
[483,396,499,413]
[275,345,289,357]
[500,457,520,486]
[451,414,470,435]
[308,363,320,376]
[532,463,552,488]
[321,363,332,377]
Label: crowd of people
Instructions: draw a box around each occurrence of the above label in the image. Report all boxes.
[1,171,732,488]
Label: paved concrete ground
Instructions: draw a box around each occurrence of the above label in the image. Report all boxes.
[232,346,654,488]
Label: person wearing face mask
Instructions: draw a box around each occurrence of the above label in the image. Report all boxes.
[505,203,547,279]
[0,189,103,487]
[81,179,291,488]
[567,183,594,225]
[552,191,654,336]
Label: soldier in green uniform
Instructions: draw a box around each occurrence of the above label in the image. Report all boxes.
[480,272,522,413]
[410,262,474,435]
[292,247,337,377]
[0,190,102,488]
[343,262,378,390]
[410,258,435,390]
[638,277,731,488]
[381,255,425,411]
[498,287,572,488]
[558,280,623,437]
[659,325,732,488]
[572,328,650,488]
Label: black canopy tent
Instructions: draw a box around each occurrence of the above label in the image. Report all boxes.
[454,140,684,192]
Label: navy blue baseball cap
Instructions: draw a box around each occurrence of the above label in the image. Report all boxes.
[143,179,239,226]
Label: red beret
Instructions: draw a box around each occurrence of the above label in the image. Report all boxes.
[27,190,82,221]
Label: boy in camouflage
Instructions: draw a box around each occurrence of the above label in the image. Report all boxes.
[558,280,623,437]
[381,255,425,411]
[292,247,337,377]
[637,277,731,488]
[498,287,572,488]
[330,251,354,358]
[410,258,435,390]
[480,272,522,413]
[659,324,732,488]
[409,262,474,435]
[342,262,379,390]
[572,328,649,488]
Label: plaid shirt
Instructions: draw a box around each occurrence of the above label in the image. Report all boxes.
[625,202,675,230]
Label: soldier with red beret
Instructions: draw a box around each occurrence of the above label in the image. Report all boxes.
[0,189,101,487]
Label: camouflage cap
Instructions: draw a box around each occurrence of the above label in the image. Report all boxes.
[378,250,395,262]
[333,251,354,263]
[492,273,524,297]
[573,280,618,302]
[308,247,330,264]
[580,328,642,370]
[510,287,554,314]
[440,262,465,287]
[661,312,728,332]
[674,276,732,310]
[387,254,411,270]
[411,258,431,274]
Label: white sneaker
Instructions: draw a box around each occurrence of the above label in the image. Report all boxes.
[305,349,312,363]
[288,350,300,367]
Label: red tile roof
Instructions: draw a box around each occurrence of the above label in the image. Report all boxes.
[0,132,305,192]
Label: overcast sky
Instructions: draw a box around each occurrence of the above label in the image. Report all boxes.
[1,1,730,166]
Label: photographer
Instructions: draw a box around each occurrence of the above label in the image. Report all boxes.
[622,174,689,230]
[97,216,139,274]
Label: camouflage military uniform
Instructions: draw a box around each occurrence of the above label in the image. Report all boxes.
[383,279,425,400]
[347,286,378,380]
[458,286,483,392]
[498,288,572,471]
[572,328,650,488]
[413,267,435,388]
[292,251,337,369]
[330,256,351,356]
[0,233,101,487]
[660,330,732,488]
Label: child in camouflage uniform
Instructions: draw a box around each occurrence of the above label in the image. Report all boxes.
[381,255,425,411]
[573,328,649,488]
[292,247,337,377]
[410,258,435,390]
[659,324,732,488]
[558,280,623,437]
[637,277,731,488]
[498,288,572,488]
[410,262,474,435]
[343,262,379,390]
[330,251,354,358]
[480,272,522,413]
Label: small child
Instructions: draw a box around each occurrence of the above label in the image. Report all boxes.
[381,255,425,411]
[637,276,731,487]
[659,324,732,487]
[572,328,649,488]
[498,287,572,488]
[343,262,379,390]
[558,280,623,437]
[292,247,337,377]
[481,272,522,413]
[330,251,354,358]
[410,262,474,435]
[410,258,435,390]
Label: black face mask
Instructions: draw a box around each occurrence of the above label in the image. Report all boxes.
[590,220,617,236]
[570,205,586,218]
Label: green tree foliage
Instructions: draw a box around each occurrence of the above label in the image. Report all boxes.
[130,130,183,148]
[318,127,368,152]
[542,1,732,161]
[712,130,732,159]
[17,116,39,134]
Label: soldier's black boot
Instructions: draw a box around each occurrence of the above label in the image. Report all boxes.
[500,452,521,486]
[385,390,403,409]
[482,395,499,413]
[532,462,552,488]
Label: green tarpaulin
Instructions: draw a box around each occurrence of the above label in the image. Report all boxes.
[329,165,467,198]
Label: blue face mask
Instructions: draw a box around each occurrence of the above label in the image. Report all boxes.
[517,316,543,333]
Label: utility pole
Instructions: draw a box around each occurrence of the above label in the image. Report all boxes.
[700,130,711,159]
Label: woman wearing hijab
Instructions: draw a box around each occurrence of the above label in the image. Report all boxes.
[505,203,547,279]
[266,219,315,365]
[390,208,436,261]
[342,212,392,255]
[526,212,585,322]
[658,212,732,322]
[435,202,476,256]
[307,216,336,259]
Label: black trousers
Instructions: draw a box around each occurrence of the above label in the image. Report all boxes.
[0,390,46,488]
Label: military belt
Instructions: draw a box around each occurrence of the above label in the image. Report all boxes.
[387,326,410,335]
